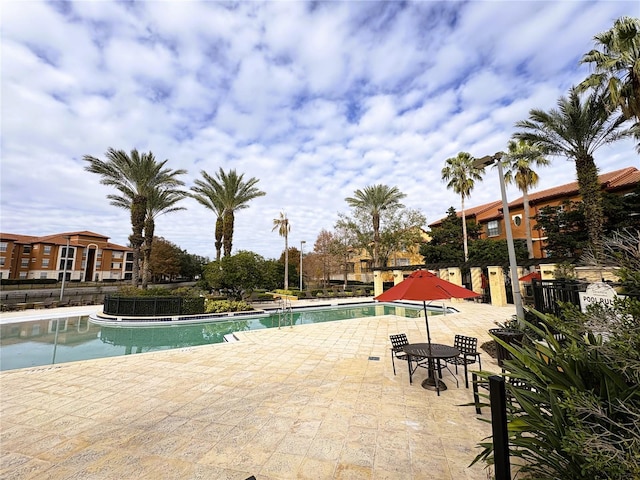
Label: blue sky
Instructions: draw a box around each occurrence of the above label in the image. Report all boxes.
[1,1,638,259]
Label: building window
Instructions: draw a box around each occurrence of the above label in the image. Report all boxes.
[113,251,123,259]
[42,258,49,268]
[395,258,410,266]
[23,246,31,253]
[96,261,101,268]
[0,257,5,267]
[97,249,102,258]
[62,247,75,259]
[59,259,72,270]
[32,258,36,263]
[111,262,121,269]
[513,215,522,227]
[40,273,48,279]
[19,272,27,279]
[21,258,29,267]
[81,261,86,268]
[0,242,7,253]
[44,245,51,255]
[487,220,500,237]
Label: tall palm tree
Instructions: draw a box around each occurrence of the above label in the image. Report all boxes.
[345,184,406,268]
[108,186,187,288]
[191,171,225,261]
[272,211,290,290]
[194,168,265,258]
[441,152,484,261]
[579,16,640,151]
[514,88,630,261]
[502,139,550,259]
[141,188,187,288]
[84,148,186,286]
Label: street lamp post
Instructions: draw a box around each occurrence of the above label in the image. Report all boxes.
[299,240,306,291]
[59,236,71,303]
[474,152,525,323]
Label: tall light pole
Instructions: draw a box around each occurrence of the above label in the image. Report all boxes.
[59,236,71,302]
[299,240,306,291]
[474,152,525,323]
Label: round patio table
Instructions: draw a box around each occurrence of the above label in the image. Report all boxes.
[403,343,460,395]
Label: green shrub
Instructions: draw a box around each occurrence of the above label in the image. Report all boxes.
[204,299,254,314]
[114,285,173,297]
[255,293,275,301]
[474,300,640,479]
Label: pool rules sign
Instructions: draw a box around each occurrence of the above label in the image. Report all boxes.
[579,282,624,312]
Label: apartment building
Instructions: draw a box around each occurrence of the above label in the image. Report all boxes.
[0,231,133,281]
[428,166,640,258]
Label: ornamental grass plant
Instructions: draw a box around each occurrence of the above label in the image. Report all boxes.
[473,299,640,479]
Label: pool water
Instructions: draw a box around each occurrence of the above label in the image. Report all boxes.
[0,304,432,371]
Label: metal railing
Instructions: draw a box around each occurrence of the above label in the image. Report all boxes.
[103,295,182,317]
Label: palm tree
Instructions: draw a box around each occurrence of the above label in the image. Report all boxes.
[502,140,550,258]
[514,88,630,261]
[141,188,187,288]
[84,148,186,286]
[345,184,406,268]
[193,168,265,258]
[579,16,640,150]
[191,171,225,261]
[272,211,290,290]
[441,152,484,261]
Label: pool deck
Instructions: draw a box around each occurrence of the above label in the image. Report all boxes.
[1,300,515,479]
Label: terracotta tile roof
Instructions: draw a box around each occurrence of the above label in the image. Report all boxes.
[433,166,639,224]
[428,200,502,227]
[507,166,639,209]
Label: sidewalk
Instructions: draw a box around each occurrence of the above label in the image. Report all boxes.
[0,301,515,479]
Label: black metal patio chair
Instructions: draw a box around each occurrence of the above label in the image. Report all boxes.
[444,334,482,388]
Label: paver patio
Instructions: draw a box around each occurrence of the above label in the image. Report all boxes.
[0,301,515,479]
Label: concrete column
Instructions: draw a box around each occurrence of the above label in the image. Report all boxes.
[470,267,483,295]
[540,264,556,280]
[488,266,507,307]
[373,270,384,297]
[392,270,403,286]
[447,267,463,303]
[449,267,463,285]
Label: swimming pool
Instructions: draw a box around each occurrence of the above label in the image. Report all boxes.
[0,303,445,371]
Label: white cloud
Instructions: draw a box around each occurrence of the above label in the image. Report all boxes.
[1,0,637,260]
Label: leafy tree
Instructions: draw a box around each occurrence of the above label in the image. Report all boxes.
[580,16,640,151]
[345,184,406,268]
[192,168,266,258]
[337,205,425,269]
[313,229,338,287]
[502,139,550,258]
[441,152,484,261]
[533,201,588,257]
[203,250,267,299]
[602,184,640,232]
[328,224,355,289]
[421,207,481,264]
[272,211,291,289]
[148,237,182,282]
[514,88,630,262]
[83,148,186,286]
[277,247,299,290]
[178,250,207,280]
[467,238,528,264]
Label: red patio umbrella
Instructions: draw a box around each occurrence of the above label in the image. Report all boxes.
[374,269,480,348]
[519,271,541,282]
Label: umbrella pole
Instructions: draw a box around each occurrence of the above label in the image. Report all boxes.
[422,302,432,348]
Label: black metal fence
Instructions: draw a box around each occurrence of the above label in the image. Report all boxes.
[104,295,183,317]
[531,279,587,317]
